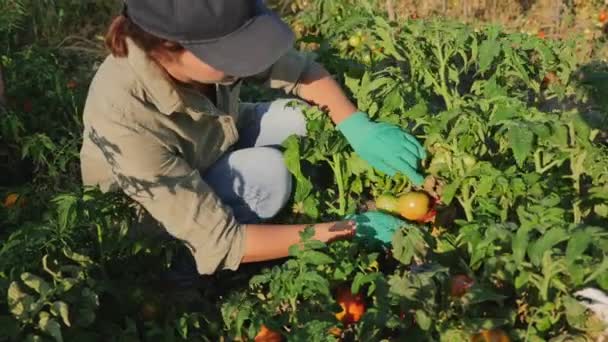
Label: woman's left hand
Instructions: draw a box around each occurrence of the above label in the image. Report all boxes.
[337,112,427,185]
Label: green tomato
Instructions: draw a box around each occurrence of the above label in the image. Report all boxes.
[375,194,399,214]
[349,36,362,48]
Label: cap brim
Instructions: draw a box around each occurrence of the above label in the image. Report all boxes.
[182,12,295,78]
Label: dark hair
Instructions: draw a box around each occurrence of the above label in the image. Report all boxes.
[105,15,184,57]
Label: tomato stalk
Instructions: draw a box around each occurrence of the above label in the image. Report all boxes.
[533,149,562,174]
[429,37,455,110]
[566,122,585,224]
[456,181,476,222]
[328,153,347,216]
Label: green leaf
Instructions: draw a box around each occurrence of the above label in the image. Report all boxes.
[8,282,35,320]
[300,251,334,266]
[441,179,461,205]
[39,312,63,342]
[391,227,428,265]
[528,227,568,266]
[62,249,94,267]
[21,273,51,296]
[512,225,532,265]
[563,296,587,330]
[565,230,592,265]
[584,256,608,284]
[0,316,18,339]
[50,301,70,327]
[508,124,534,168]
[478,27,501,74]
[462,286,508,305]
[415,310,431,331]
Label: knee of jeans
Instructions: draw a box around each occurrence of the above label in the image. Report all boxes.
[268,98,308,137]
[251,147,293,219]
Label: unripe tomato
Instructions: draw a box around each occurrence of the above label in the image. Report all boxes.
[375,194,399,214]
[450,274,475,297]
[471,329,510,342]
[397,192,431,221]
[335,286,366,325]
[255,325,283,342]
[348,35,362,48]
[362,54,372,64]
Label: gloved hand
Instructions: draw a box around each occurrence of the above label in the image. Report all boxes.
[337,112,427,185]
[348,211,407,245]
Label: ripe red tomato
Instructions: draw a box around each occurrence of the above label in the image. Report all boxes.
[450,274,475,297]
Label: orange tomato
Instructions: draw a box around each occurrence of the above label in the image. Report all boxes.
[600,10,608,23]
[397,192,431,221]
[537,30,546,39]
[450,274,475,297]
[67,80,77,89]
[255,325,283,342]
[471,329,510,342]
[3,193,24,209]
[335,286,366,325]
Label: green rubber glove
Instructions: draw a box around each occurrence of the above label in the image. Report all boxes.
[337,112,427,185]
[348,211,407,245]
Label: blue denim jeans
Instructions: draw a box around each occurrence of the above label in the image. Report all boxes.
[203,98,307,224]
[163,99,306,285]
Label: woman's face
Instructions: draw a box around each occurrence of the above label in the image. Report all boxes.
[154,48,238,85]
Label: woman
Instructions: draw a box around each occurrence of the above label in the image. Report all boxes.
[80,0,426,276]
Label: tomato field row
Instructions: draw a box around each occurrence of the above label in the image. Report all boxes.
[1,1,608,341]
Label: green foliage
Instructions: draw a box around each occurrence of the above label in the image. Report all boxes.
[1,0,608,341]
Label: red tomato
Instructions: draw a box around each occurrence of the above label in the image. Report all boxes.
[450,274,475,297]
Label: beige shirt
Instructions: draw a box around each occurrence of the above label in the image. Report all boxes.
[80,39,313,274]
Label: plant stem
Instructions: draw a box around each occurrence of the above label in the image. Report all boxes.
[330,154,347,216]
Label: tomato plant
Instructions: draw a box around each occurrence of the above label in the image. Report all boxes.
[1,1,608,341]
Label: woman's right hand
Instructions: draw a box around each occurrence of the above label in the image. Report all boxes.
[314,220,357,243]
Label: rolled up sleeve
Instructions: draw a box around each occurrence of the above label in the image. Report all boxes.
[88,121,245,275]
[250,48,315,96]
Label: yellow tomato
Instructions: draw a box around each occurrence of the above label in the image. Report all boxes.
[397,192,430,221]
